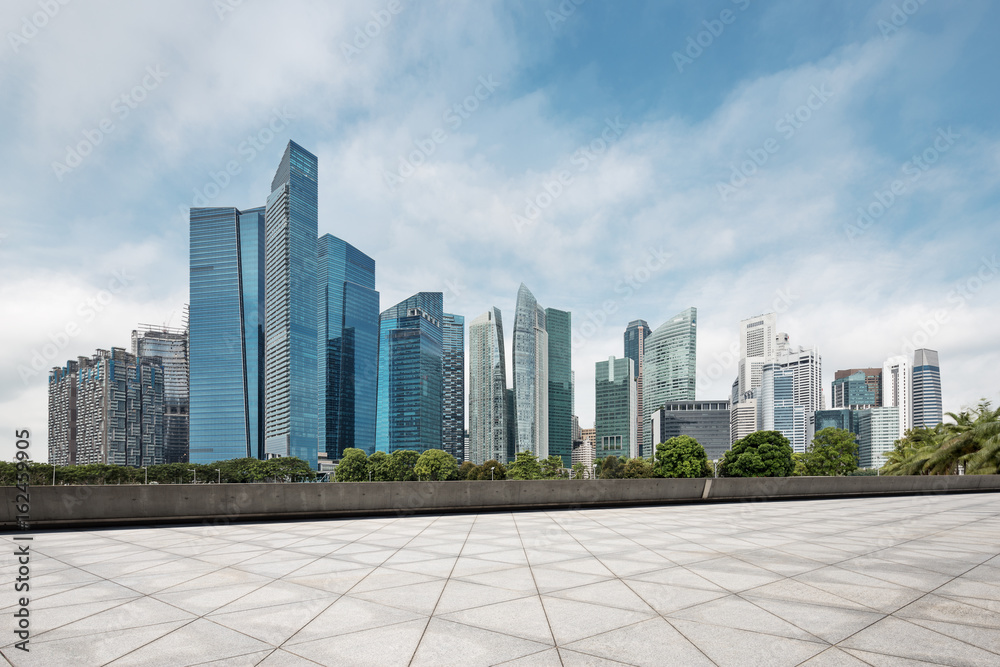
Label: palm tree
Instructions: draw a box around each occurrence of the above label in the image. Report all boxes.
[881,426,943,475]
[926,401,1000,474]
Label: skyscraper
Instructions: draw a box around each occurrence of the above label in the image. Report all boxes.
[132,325,189,464]
[469,308,509,465]
[737,312,778,398]
[642,307,697,454]
[189,206,266,462]
[442,313,465,462]
[595,356,637,460]
[759,363,807,452]
[264,141,319,468]
[883,355,911,439]
[546,307,572,467]
[912,349,942,428]
[858,406,900,468]
[513,284,548,459]
[832,368,882,409]
[317,234,379,458]
[624,319,651,460]
[376,292,444,453]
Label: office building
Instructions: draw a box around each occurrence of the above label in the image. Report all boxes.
[737,312,778,398]
[442,313,465,461]
[572,438,594,474]
[859,406,900,469]
[814,408,860,436]
[883,355,911,439]
[650,400,731,461]
[777,340,822,414]
[759,363,807,453]
[641,307,697,454]
[264,141,319,468]
[506,388,517,462]
[546,307,572,466]
[580,427,596,448]
[376,292,443,453]
[132,325,189,464]
[624,319,651,458]
[189,206,266,462]
[730,397,758,445]
[513,284,548,459]
[595,356,637,460]
[832,368,882,409]
[912,348,942,428]
[317,234,379,458]
[469,308,509,465]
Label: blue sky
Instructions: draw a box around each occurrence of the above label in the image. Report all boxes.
[2,0,999,460]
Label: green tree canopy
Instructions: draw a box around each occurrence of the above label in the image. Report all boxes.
[415,449,458,480]
[456,460,477,480]
[718,431,793,478]
[622,457,654,478]
[367,451,394,481]
[389,450,420,481]
[598,456,623,479]
[468,459,506,480]
[335,448,369,482]
[507,450,543,480]
[653,436,710,478]
[799,428,859,476]
[541,455,567,479]
[571,462,589,479]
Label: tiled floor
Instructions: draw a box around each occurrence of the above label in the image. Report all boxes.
[3,492,1000,666]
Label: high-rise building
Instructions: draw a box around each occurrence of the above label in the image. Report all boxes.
[777,341,822,414]
[858,406,900,468]
[505,388,517,462]
[571,415,581,443]
[650,400,731,461]
[737,312,778,398]
[883,355,911,439]
[814,408,860,436]
[442,313,465,462]
[376,292,444,453]
[730,397,758,445]
[264,141,319,468]
[912,349,942,428]
[469,308,509,465]
[572,438,595,474]
[546,307,572,466]
[132,326,189,464]
[624,319,651,460]
[49,348,164,467]
[595,356,637,460]
[642,307,697,454]
[189,206,266,462]
[759,363,807,453]
[317,234,379,459]
[832,368,882,408]
[580,426,596,448]
[513,284,548,459]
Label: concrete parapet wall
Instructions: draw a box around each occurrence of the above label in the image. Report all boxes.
[3,475,999,530]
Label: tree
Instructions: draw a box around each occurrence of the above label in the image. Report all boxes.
[653,436,710,478]
[718,431,793,478]
[622,457,654,478]
[929,401,1000,474]
[415,449,458,480]
[468,459,506,480]
[507,450,542,480]
[335,448,369,482]
[389,450,420,481]
[571,462,588,479]
[456,461,477,481]
[368,451,394,481]
[799,428,859,476]
[598,456,623,479]
[541,455,567,479]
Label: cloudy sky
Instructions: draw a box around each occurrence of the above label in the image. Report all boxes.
[2,0,999,461]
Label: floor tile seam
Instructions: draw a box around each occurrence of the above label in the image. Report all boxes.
[897,614,1000,655]
[0,595,161,649]
[251,647,325,667]
[935,592,1000,613]
[734,590,880,645]
[656,615,724,667]
[793,646,878,667]
[426,613,557,649]
[280,613,427,650]
[841,614,1000,660]
[90,616,202,667]
[206,590,340,619]
[405,512,480,667]
[509,513,565,665]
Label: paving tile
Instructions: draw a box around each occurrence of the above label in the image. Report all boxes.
[106,618,271,666]
[557,647,634,665]
[438,595,554,644]
[797,647,872,666]
[540,595,654,645]
[666,594,821,641]
[285,595,425,645]
[740,594,884,644]
[668,618,827,667]
[1,620,189,667]
[495,648,562,666]
[208,597,333,646]
[410,617,552,667]
[839,615,1000,666]
[564,617,714,666]
[285,618,426,666]
[350,579,446,615]
[545,579,654,613]
[624,580,729,615]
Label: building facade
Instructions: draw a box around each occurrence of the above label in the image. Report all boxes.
[912,348,942,428]
[759,363,808,453]
[442,313,465,462]
[832,368,882,409]
[858,406,900,469]
[882,355,911,439]
[132,326,189,464]
[641,307,697,454]
[545,307,572,467]
[468,308,509,465]
[624,319,651,460]
[595,356,637,460]
[650,400,731,461]
[737,312,778,399]
[264,141,319,468]
[513,284,548,459]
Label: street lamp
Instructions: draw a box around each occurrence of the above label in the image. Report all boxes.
[216,469,221,484]
[592,463,597,480]
[192,468,197,484]
[52,463,56,486]
[490,466,495,481]
[142,466,148,485]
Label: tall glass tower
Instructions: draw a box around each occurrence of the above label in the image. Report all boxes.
[376,292,444,453]
[546,308,572,467]
[595,356,637,460]
[513,284,548,459]
[264,141,319,468]
[469,308,508,464]
[318,234,379,459]
[189,206,266,463]
[624,319,651,458]
[642,307,697,453]
[912,348,942,428]
[442,313,465,462]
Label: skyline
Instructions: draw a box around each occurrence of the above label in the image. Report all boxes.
[4,1,1000,461]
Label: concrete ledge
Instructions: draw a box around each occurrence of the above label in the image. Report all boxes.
[3,475,999,530]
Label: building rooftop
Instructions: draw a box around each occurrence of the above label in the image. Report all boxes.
[4,492,999,666]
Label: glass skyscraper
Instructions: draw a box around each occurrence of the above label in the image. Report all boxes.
[642,307,697,453]
[545,307,572,467]
[912,348,942,428]
[624,319,651,459]
[513,284,548,459]
[264,141,319,468]
[376,292,444,453]
[595,356,637,460]
[318,234,379,458]
[189,206,266,462]
[759,362,807,453]
[469,308,509,464]
[442,313,465,462]
[832,368,881,409]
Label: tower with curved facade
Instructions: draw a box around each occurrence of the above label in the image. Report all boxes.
[513,284,548,459]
